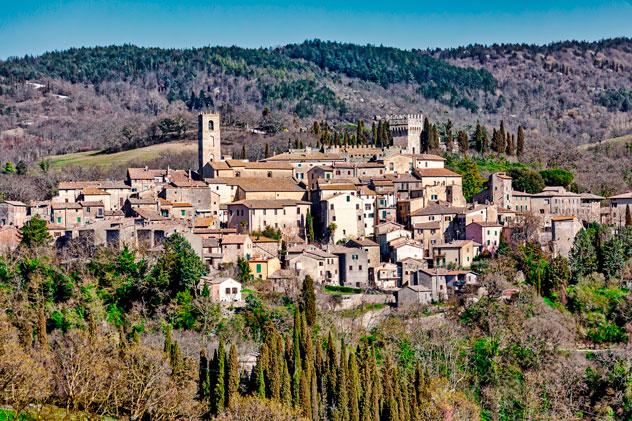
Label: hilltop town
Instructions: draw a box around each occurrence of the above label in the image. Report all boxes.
[2,111,630,308]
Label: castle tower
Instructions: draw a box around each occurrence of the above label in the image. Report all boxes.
[387,114,424,154]
[198,112,221,178]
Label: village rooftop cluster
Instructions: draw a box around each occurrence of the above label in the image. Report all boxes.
[2,112,631,308]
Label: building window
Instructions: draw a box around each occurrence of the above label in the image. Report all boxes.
[256,264,262,273]
[208,121,214,130]
[57,217,62,223]
[225,287,231,294]
[181,210,186,216]
[77,217,81,223]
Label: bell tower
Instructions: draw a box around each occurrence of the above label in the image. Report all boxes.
[198,112,221,178]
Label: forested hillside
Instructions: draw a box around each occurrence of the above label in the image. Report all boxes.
[1,39,632,195]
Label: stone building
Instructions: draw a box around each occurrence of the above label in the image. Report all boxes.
[0,201,27,227]
[198,112,222,177]
[387,114,424,154]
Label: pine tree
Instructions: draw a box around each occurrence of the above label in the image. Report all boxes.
[226,344,239,409]
[301,275,316,326]
[458,130,469,155]
[517,126,525,156]
[3,161,15,174]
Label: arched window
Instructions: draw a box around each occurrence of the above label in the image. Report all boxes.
[208,120,214,131]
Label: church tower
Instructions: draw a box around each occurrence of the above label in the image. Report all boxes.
[198,112,221,178]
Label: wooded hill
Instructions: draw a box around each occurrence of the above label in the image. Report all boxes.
[0,38,631,167]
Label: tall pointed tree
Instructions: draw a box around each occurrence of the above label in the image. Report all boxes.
[301,275,317,326]
[517,126,525,156]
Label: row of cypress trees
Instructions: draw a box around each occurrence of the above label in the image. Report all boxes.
[196,306,437,420]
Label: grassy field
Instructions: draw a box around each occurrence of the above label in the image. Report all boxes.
[578,133,632,151]
[46,140,197,168]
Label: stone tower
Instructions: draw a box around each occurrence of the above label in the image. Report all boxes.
[198,112,221,178]
[387,114,424,154]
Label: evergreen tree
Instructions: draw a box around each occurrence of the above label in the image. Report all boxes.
[211,340,226,414]
[482,126,489,153]
[626,205,632,227]
[199,350,210,399]
[420,117,431,153]
[506,133,516,155]
[430,124,440,150]
[349,351,360,421]
[306,210,315,243]
[517,126,525,156]
[301,275,317,326]
[226,344,239,409]
[15,160,27,176]
[264,143,270,158]
[241,145,246,159]
[499,120,506,147]
[473,122,483,152]
[20,215,51,248]
[457,130,469,155]
[281,358,292,406]
[445,119,454,152]
[371,122,377,145]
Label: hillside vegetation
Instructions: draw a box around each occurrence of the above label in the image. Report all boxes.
[1,39,632,195]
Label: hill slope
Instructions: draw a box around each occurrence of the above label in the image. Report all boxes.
[0,38,631,165]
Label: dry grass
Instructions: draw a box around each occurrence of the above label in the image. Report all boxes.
[578,133,632,151]
[47,140,197,168]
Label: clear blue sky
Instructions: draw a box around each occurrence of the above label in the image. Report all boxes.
[1,0,631,59]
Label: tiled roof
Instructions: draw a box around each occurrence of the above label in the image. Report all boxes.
[221,234,250,245]
[415,168,461,177]
[229,199,310,209]
[346,238,379,247]
[79,201,104,207]
[134,208,169,221]
[411,203,465,216]
[551,216,577,222]
[467,221,502,227]
[83,187,108,196]
[434,240,476,248]
[233,177,304,192]
[2,200,26,206]
[265,151,344,162]
[51,202,82,210]
[412,221,441,230]
[412,153,445,161]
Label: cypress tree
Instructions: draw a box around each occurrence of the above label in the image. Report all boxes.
[349,352,360,421]
[445,119,454,152]
[507,133,516,155]
[281,358,292,406]
[301,275,317,326]
[199,350,210,399]
[211,340,226,414]
[626,205,632,227]
[337,342,349,421]
[458,130,469,155]
[473,121,483,152]
[226,344,239,409]
[372,122,377,145]
[264,143,270,158]
[241,145,246,159]
[299,372,311,417]
[163,323,173,355]
[306,210,315,243]
[499,120,506,146]
[420,117,431,153]
[517,126,525,156]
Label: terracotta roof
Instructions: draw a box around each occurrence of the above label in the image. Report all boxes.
[221,234,250,245]
[134,208,169,221]
[412,222,441,230]
[170,179,207,188]
[58,181,99,190]
[609,192,632,200]
[51,202,82,210]
[467,221,502,228]
[412,153,445,161]
[171,202,193,208]
[2,200,26,207]
[319,183,357,191]
[411,203,465,216]
[415,168,461,177]
[265,151,344,162]
[128,198,157,205]
[232,177,304,192]
[83,187,108,196]
[127,168,166,180]
[194,217,216,228]
[551,216,577,222]
[434,240,476,248]
[359,186,377,196]
[79,201,104,207]
[512,191,532,196]
[346,238,379,247]
[229,199,310,209]
[580,192,604,200]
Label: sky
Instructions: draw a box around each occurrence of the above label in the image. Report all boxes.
[1,0,631,59]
